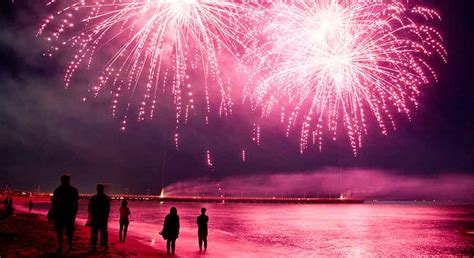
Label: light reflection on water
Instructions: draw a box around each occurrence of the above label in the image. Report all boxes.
[33,201,474,256]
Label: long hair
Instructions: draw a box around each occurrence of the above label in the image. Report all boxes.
[170,207,177,216]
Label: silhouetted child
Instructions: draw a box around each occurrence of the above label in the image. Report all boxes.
[119,200,130,242]
[29,200,33,212]
[197,207,209,251]
[162,207,180,255]
[51,174,79,253]
[88,184,110,251]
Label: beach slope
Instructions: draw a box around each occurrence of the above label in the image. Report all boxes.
[0,211,160,257]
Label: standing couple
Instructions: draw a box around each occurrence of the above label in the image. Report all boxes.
[49,174,111,253]
[160,207,209,255]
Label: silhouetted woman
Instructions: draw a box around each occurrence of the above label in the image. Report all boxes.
[119,200,131,242]
[162,207,180,255]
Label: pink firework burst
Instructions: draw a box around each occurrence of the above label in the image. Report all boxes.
[38,0,253,131]
[244,0,447,154]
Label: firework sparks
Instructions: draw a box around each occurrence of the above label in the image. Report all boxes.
[251,123,261,146]
[206,149,214,167]
[39,0,252,130]
[241,149,246,162]
[244,0,446,154]
[38,0,447,157]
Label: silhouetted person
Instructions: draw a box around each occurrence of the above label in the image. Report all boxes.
[3,197,7,209]
[119,200,130,242]
[51,174,79,253]
[162,207,180,255]
[29,200,33,212]
[6,197,14,215]
[88,184,110,251]
[197,207,209,252]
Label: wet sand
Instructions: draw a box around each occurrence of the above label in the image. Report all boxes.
[0,209,161,257]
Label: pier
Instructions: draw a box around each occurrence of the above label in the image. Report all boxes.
[79,194,364,204]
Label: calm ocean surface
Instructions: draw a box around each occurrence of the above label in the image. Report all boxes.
[28,200,474,256]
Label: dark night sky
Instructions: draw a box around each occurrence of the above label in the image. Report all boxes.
[1,0,473,195]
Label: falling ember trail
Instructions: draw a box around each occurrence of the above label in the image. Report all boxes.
[241,149,246,162]
[206,150,214,167]
[252,123,261,146]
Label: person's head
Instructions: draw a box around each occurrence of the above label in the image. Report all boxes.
[201,207,206,215]
[170,207,177,215]
[121,200,128,207]
[60,173,71,185]
[96,184,105,194]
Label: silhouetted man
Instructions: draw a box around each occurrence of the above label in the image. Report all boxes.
[88,184,110,251]
[51,174,79,253]
[29,200,33,212]
[197,207,209,252]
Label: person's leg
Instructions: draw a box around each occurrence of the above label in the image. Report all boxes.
[100,224,108,247]
[171,239,175,255]
[203,231,207,251]
[123,222,129,242]
[198,232,203,251]
[65,218,75,251]
[119,221,124,242]
[166,240,171,254]
[55,222,64,253]
[91,226,99,251]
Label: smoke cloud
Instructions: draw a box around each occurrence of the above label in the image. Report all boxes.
[165,168,474,201]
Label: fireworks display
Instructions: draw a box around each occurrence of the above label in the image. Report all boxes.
[38,0,252,130]
[244,0,447,154]
[39,0,446,156]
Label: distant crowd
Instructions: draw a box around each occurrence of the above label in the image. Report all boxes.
[46,173,209,255]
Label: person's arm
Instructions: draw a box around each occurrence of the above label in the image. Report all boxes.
[105,198,110,218]
[88,197,93,217]
[73,188,79,217]
[177,216,180,235]
[51,189,58,210]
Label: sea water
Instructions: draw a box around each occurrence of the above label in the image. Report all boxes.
[26,200,474,256]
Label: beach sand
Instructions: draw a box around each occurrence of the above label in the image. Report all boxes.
[3,197,268,258]
[0,209,162,257]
